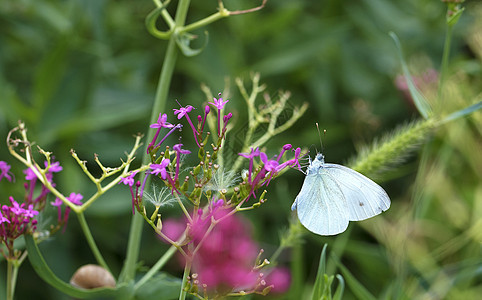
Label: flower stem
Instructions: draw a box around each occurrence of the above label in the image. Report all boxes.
[438,23,453,105]
[179,260,192,300]
[77,212,111,273]
[120,0,191,285]
[6,260,15,300]
[134,244,177,290]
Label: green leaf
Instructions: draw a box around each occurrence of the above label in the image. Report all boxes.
[312,244,328,300]
[175,31,209,57]
[332,274,345,300]
[390,32,432,119]
[441,100,482,124]
[447,6,465,27]
[334,256,376,300]
[24,235,132,299]
[134,272,182,300]
[145,1,172,40]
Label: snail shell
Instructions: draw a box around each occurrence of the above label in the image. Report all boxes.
[70,264,116,289]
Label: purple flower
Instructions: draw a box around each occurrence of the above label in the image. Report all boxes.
[239,147,260,160]
[187,207,264,296]
[173,105,194,120]
[9,197,25,216]
[150,113,174,129]
[260,152,280,173]
[173,144,191,155]
[150,159,170,180]
[171,144,190,182]
[209,94,229,110]
[67,193,83,205]
[24,204,39,219]
[239,147,260,185]
[173,102,201,147]
[24,167,37,181]
[0,211,10,224]
[51,198,63,207]
[209,94,230,137]
[45,161,63,173]
[119,171,137,187]
[278,147,302,171]
[0,161,13,182]
[265,267,291,293]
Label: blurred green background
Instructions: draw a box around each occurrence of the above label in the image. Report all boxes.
[0,0,481,299]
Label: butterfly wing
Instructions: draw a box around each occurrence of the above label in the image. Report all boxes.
[292,168,350,235]
[324,164,390,221]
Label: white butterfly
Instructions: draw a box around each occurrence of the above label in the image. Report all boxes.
[291,153,390,235]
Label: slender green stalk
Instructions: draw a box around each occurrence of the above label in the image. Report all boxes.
[179,260,192,300]
[438,23,453,104]
[134,245,177,289]
[289,241,304,298]
[77,212,110,273]
[120,0,191,285]
[6,260,15,300]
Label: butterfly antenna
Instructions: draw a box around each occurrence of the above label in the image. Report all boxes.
[315,123,324,153]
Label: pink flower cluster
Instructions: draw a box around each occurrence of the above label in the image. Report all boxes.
[162,201,291,296]
[0,160,79,257]
[239,144,302,200]
[0,197,39,240]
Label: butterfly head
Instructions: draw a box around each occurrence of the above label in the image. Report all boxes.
[315,153,325,164]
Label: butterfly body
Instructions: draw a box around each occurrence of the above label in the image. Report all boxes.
[291,153,390,235]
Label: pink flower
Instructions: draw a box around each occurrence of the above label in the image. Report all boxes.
[45,161,63,173]
[24,167,37,181]
[0,161,13,182]
[173,105,194,119]
[150,159,170,180]
[209,95,229,110]
[188,206,260,294]
[265,267,291,293]
[67,193,83,205]
[150,113,174,129]
[119,171,137,187]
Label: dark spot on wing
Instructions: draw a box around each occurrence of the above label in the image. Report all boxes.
[359,202,364,206]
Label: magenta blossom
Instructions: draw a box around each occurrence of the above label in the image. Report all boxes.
[0,197,39,252]
[67,193,83,205]
[239,147,260,184]
[209,93,230,137]
[119,171,137,187]
[147,113,182,154]
[24,167,37,181]
[150,159,170,180]
[173,102,201,147]
[173,105,194,120]
[150,113,174,129]
[209,94,229,110]
[265,267,291,293]
[44,161,63,173]
[161,204,272,296]
[0,161,13,182]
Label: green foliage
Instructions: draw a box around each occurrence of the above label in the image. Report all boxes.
[1,0,481,299]
[311,245,345,300]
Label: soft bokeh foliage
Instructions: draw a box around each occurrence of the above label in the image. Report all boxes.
[0,0,480,299]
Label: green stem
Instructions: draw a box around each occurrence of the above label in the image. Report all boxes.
[6,260,15,300]
[438,21,454,107]
[179,260,192,300]
[134,245,177,290]
[120,0,191,285]
[77,212,110,273]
